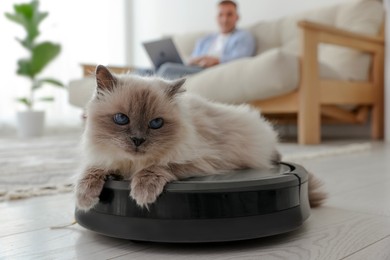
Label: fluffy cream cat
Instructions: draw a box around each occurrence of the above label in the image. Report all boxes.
[75,65,326,210]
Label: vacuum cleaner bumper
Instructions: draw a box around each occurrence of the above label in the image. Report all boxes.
[75,162,310,243]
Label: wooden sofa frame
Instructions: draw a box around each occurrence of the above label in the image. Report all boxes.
[81,20,385,145]
[250,20,385,144]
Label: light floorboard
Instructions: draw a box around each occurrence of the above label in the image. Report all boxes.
[344,235,390,260]
[1,142,390,259]
[112,208,390,260]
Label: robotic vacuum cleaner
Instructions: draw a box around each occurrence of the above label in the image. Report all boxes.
[75,162,310,243]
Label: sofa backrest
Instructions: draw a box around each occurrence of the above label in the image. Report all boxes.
[320,0,384,81]
[247,4,339,56]
[252,0,384,81]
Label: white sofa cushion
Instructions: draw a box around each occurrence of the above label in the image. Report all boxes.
[319,0,384,81]
[185,48,341,104]
[184,49,299,104]
[68,78,95,108]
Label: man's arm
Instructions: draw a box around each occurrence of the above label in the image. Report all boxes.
[189,56,219,67]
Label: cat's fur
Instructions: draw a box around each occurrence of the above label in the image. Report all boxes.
[75,65,326,210]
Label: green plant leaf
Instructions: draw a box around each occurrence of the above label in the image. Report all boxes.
[5,1,48,49]
[38,97,54,102]
[30,42,61,77]
[5,12,26,27]
[32,78,64,90]
[38,78,64,88]
[16,59,33,78]
[16,43,62,79]
[16,37,34,50]
[16,97,32,108]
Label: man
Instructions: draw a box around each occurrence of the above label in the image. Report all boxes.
[157,0,256,79]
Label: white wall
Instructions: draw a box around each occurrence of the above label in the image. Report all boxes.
[0,0,126,131]
[129,0,346,67]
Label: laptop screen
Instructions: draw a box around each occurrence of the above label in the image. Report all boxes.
[143,38,184,69]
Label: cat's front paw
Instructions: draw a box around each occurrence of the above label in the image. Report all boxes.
[76,190,100,211]
[130,171,168,208]
[75,169,107,211]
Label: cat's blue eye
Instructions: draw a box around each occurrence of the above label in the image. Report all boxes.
[149,118,164,129]
[113,113,129,125]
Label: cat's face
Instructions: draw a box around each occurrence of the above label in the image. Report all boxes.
[86,65,186,160]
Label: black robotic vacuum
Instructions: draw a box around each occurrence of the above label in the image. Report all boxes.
[75,162,310,243]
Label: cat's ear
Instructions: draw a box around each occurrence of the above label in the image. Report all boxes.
[165,78,186,98]
[95,65,117,94]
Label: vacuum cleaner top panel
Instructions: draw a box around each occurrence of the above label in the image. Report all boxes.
[106,162,306,193]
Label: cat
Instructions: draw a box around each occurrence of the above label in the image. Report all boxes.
[75,65,326,210]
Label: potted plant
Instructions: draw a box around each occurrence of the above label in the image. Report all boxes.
[5,0,63,138]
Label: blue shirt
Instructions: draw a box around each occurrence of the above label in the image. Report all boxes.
[191,29,256,63]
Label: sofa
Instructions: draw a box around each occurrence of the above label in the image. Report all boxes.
[69,0,385,144]
[173,0,383,101]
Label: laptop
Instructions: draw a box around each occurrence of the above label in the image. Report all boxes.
[143,38,184,70]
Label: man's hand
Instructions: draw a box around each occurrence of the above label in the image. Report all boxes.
[188,56,220,68]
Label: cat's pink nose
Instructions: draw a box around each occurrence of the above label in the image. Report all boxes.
[131,137,146,147]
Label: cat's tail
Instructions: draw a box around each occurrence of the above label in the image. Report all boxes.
[308,172,327,207]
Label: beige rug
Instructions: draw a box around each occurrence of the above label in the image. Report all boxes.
[0,130,372,202]
[0,131,82,201]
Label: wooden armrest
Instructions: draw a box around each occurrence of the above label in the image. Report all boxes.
[298,21,384,45]
[298,20,384,53]
[81,63,135,77]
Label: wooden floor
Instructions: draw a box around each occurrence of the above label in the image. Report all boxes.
[1,141,390,260]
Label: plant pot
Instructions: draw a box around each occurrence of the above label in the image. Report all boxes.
[16,110,45,138]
